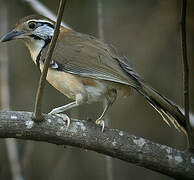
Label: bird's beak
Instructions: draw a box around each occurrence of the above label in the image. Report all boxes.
[0,30,25,42]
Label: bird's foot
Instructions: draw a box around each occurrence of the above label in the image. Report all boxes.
[48,112,70,128]
[95,119,105,132]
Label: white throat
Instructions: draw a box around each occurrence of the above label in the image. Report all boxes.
[24,39,45,64]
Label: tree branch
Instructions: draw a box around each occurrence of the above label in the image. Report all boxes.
[0,110,193,179]
[34,0,67,120]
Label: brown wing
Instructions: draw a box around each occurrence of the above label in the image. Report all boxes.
[41,31,140,88]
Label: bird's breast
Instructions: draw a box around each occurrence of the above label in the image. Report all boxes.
[44,66,108,102]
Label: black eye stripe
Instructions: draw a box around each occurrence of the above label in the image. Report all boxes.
[35,22,54,29]
[42,22,54,29]
[27,21,54,29]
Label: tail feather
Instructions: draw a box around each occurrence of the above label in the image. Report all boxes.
[118,59,187,134]
[148,102,171,127]
[138,82,187,134]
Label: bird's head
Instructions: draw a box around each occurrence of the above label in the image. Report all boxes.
[1,14,71,63]
[1,15,55,44]
[0,15,59,61]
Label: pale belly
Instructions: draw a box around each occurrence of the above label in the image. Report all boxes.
[46,68,108,103]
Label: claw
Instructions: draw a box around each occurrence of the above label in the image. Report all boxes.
[95,119,105,132]
[49,113,70,128]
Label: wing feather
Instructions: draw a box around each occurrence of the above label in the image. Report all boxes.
[41,31,139,87]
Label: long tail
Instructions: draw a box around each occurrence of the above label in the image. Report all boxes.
[138,82,186,134]
[119,60,187,134]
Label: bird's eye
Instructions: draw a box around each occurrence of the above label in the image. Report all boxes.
[28,22,36,30]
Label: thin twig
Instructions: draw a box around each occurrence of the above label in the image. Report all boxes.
[97,1,114,180]
[181,0,193,150]
[21,0,69,169]
[0,1,24,180]
[22,0,71,171]
[0,110,194,180]
[34,0,67,120]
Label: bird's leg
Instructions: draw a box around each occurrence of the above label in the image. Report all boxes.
[49,101,78,114]
[48,101,78,127]
[95,89,117,132]
[48,93,88,127]
[95,104,110,132]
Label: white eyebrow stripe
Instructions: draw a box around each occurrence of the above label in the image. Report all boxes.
[26,19,53,25]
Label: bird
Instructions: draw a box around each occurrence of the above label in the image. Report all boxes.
[0,14,187,133]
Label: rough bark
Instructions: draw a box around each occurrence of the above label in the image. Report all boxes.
[0,110,193,179]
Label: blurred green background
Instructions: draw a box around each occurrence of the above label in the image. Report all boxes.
[0,0,193,179]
